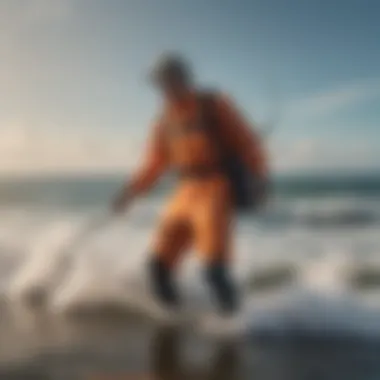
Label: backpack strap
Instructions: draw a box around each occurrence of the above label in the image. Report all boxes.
[198,90,230,159]
[159,90,229,158]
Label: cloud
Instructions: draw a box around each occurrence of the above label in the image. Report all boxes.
[0,125,145,175]
[0,3,378,176]
[1,121,379,176]
[270,137,380,173]
[284,78,380,121]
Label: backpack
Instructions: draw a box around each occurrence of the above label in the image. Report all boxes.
[199,91,262,213]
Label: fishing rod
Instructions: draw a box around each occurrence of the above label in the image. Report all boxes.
[60,212,117,258]
[55,210,121,277]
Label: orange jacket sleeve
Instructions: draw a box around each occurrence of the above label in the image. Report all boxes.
[128,121,168,196]
[215,94,268,178]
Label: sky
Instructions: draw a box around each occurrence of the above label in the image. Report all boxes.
[1,0,379,175]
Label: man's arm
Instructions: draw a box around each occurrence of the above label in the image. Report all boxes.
[215,94,269,178]
[128,122,168,196]
[113,121,168,212]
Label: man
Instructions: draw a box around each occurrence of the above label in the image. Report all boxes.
[112,53,268,328]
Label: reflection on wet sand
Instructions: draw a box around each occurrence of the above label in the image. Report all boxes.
[149,328,380,380]
[0,312,380,380]
[151,327,241,380]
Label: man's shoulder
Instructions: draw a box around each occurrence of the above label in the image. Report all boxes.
[197,89,235,112]
[197,88,234,108]
[198,88,222,99]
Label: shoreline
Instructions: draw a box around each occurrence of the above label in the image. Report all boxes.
[1,305,380,380]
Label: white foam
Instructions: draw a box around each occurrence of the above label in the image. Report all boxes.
[7,218,82,302]
[1,205,380,337]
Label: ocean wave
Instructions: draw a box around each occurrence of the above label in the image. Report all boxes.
[0,203,380,339]
[261,198,380,228]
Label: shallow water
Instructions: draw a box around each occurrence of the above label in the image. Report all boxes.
[1,174,380,379]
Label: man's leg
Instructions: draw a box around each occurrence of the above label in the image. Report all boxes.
[148,219,191,310]
[193,183,239,315]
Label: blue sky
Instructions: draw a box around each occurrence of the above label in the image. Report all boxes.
[1,0,379,174]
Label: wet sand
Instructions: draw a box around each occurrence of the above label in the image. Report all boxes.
[1,304,380,380]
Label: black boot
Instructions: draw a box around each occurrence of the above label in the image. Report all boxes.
[149,257,180,309]
[205,262,239,315]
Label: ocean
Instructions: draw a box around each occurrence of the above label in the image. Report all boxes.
[1,173,380,379]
